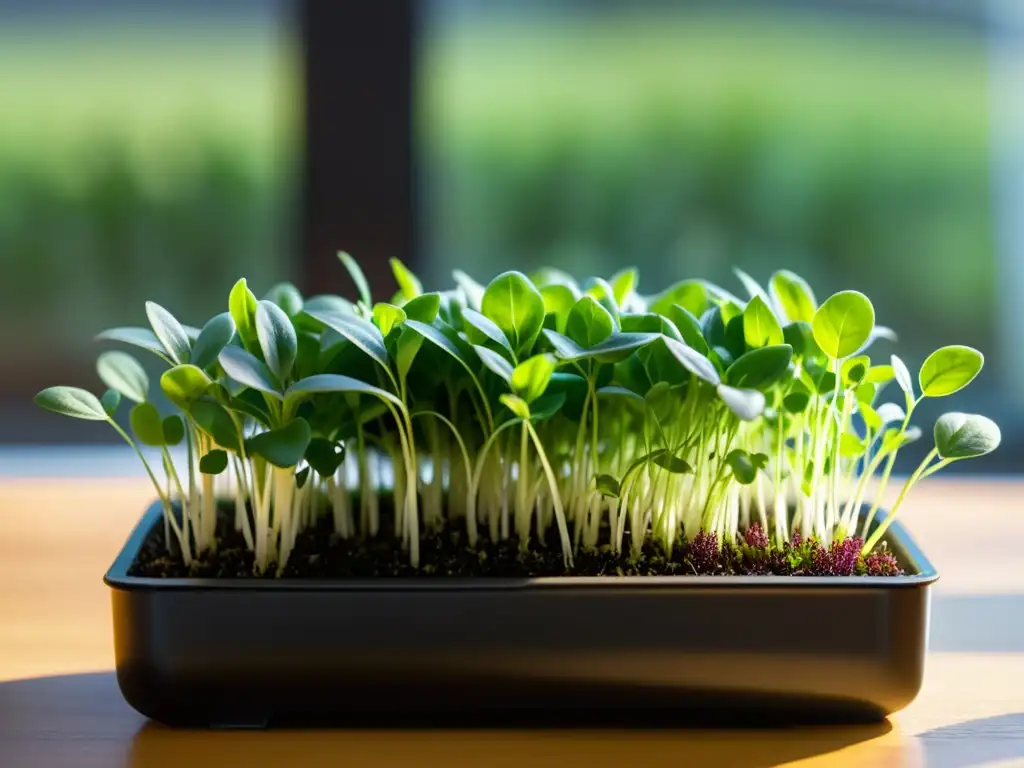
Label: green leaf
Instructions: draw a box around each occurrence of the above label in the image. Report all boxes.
[395,328,424,381]
[34,387,110,421]
[390,257,422,301]
[648,279,708,317]
[566,295,615,349]
[919,345,984,398]
[865,364,894,385]
[191,313,236,371]
[199,449,229,475]
[855,382,876,404]
[190,400,241,452]
[160,365,213,410]
[511,354,556,403]
[100,389,121,417]
[585,276,621,322]
[839,433,865,457]
[841,355,870,387]
[876,402,906,425]
[463,307,515,357]
[246,418,312,468]
[717,385,766,421]
[162,415,185,446]
[284,374,403,410]
[882,425,922,453]
[404,318,474,371]
[453,269,485,311]
[372,303,406,338]
[474,344,514,383]
[751,453,770,470]
[595,473,620,498]
[96,350,149,403]
[130,402,165,446]
[891,354,914,399]
[303,295,355,317]
[218,347,282,400]
[145,301,191,365]
[934,412,1001,459]
[726,449,757,484]
[304,309,390,369]
[95,327,170,360]
[782,321,819,359]
[769,270,817,324]
[305,438,346,476]
[481,271,546,356]
[295,467,311,488]
[229,278,261,354]
[263,282,304,317]
[499,393,531,420]
[726,345,793,390]
[256,300,298,382]
[339,251,372,307]
[658,335,720,386]
[783,384,811,414]
[860,402,882,431]
[666,305,709,356]
[539,283,579,333]
[811,290,875,360]
[610,268,638,306]
[403,292,442,323]
[530,390,567,422]
[653,451,692,474]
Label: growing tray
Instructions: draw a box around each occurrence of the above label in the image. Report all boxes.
[105,501,937,727]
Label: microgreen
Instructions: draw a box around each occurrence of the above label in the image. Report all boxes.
[36,260,999,575]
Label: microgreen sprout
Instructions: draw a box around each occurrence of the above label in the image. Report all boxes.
[35,255,999,576]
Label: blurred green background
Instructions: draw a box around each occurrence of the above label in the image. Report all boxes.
[1,0,1017,470]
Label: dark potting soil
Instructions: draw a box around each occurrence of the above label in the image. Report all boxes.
[128,499,904,579]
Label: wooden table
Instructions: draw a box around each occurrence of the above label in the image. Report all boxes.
[1,477,1022,767]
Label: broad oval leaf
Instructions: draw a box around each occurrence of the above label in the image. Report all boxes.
[769,270,817,323]
[162,415,185,446]
[218,346,282,400]
[305,437,347,476]
[782,321,820,359]
[648,279,708,318]
[145,301,191,364]
[841,355,870,387]
[566,295,615,348]
[661,336,721,385]
[595,473,620,498]
[499,393,531,420]
[726,345,793,390]
[191,313,236,371]
[529,390,567,422]
[101,389,121,417]
[229,278,261,353]
[304,309,389,369]
[34,386,108,421]
[94,327,170,360]
[160,364,213,410]
[539,283,580,333]
[653,451,692,474]
[511,354,556,403]
[726,449,757,484]
[934,412,1001,459]
[130,402,166,446]
[403,292,442,323]
[481,271,546,356]
[97,350,149,403]
[742,295,784,348]
[200,449,229,475]
[811,290,875,359]
[717,384,766,421]
[263,282,304,317]
[404,318,472,371]
[190,400,242,452]
[667,305,709,356]
[865,364,894,385]
[256,300,298,382]
[246,418,312,468]
[919,345,984,398]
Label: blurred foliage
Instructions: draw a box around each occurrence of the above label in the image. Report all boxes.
[421,10,996,366]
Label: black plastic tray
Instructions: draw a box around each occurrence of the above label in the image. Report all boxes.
[105,501,937,727]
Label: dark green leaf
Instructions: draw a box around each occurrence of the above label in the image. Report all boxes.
[529,391,566,422]
[190,400,241,452]
[162,415,185,446]
[191,313,236,371]
[726,449,757,484]
[666,305,709,355]
[305,438,346,476]
[218,347,282,399]
[263,282,304,317]
[726,345,793,390]
[653,452,692,474]
[199,449,229,475]
[246,418,312,468]
[100,389,121,417]
[256,300,298,382]
[130,402,165,446]
[596,473,620,498]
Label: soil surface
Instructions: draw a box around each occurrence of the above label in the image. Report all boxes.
[129,500,904,579]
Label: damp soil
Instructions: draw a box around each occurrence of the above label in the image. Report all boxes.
[128,498,904,579]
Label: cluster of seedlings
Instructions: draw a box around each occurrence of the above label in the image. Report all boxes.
[37,255,999,577]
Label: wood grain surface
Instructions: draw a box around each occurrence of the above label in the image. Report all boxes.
[0,477,1022,767]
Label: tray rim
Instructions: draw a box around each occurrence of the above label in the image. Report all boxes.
[105,500,939,592]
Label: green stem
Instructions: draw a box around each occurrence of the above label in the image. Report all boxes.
[862,448,938,555]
